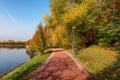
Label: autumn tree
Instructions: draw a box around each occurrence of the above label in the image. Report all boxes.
[30,23,46,55]
[44,0,99,48]
[49,0,69,25]
[97,0,120,46]
[63,0,100,47]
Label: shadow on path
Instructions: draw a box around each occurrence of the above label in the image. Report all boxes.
[27,49,96,80]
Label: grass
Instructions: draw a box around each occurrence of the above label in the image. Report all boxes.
[1,50,51,80]
[68,46,120,80]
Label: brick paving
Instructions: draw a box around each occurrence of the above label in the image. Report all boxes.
[26,49,96,80]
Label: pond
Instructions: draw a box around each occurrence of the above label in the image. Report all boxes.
[0,47,30,76]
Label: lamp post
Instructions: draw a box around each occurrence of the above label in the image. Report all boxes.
[72,26,75,54]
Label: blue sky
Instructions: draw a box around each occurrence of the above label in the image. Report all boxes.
[0,0,50,41]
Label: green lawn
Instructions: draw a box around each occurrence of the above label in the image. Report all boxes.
[68,46,120,80]
[1,50,51,80]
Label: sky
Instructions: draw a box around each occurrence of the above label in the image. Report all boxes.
[0,0,50,41]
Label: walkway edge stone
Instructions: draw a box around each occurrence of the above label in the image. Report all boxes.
[64,51,95,77]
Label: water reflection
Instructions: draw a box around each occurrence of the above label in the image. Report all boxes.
[0,47,30,76]
[26,50,35,59]
[0,45,25,50]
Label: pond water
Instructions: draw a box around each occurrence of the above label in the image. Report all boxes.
[0,48,30,75]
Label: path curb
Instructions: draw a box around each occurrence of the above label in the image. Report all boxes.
[64,50,96,78]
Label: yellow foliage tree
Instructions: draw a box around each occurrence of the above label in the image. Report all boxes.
[51,31,59,46]
[55,25,71,47]
[63,0,97,26]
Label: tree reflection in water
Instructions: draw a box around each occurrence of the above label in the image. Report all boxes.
[0,45,25,50]
[0,45,36,59]
[25,49,37,59]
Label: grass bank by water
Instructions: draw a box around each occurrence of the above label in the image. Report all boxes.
[1,50,51,80]
[68,46,120,80]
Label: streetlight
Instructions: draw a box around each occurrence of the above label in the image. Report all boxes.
[99,0,103,4]
[72,26,75,54]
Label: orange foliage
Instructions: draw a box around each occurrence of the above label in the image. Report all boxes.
[26,30,39,46]
[110,3,120,9]
[26,39,32,45]
[32,31,39,40]
[103,16,111,22]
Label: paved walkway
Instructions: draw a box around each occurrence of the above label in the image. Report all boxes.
[26,49,96,80]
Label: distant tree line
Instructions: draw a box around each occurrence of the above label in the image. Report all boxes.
[0,40,26,45]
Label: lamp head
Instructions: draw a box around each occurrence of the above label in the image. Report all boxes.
[72,26,76,29]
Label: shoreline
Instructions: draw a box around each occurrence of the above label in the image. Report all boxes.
[0,62,27,79]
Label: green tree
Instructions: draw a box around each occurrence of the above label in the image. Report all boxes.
[46,0,101,49]
[97,1,120,46]
[63,0,100,47]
